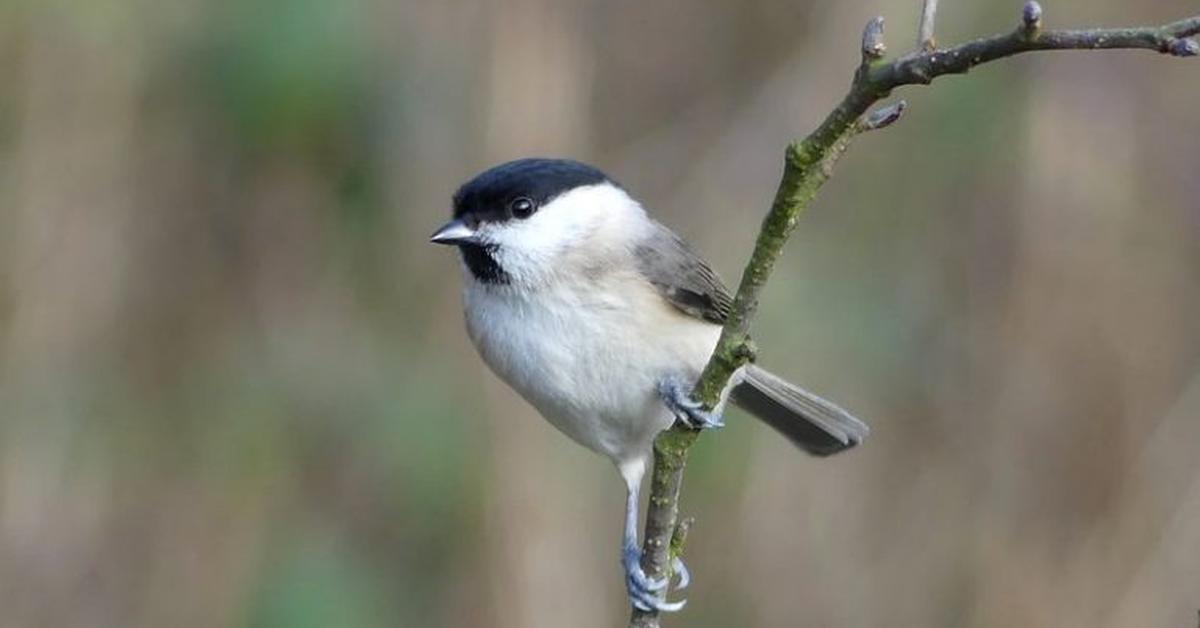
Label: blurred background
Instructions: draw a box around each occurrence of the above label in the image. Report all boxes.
[1,0,1198,626]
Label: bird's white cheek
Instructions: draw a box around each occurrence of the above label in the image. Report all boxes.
[484,221,591,285]
[479,230,548,286]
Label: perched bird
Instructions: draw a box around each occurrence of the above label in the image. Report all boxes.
[431,158,867,612]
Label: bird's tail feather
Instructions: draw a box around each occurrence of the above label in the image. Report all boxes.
[730,364,868,456]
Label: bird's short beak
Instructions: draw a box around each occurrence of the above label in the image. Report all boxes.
[430,219,477,245]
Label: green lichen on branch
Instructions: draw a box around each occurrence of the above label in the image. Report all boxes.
[630,4,1199,627]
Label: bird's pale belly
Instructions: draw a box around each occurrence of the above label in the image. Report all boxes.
[463,280,719,464]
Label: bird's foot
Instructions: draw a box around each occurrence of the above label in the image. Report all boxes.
[671,555,690,590]
[623,545,686,613]
[659,376,724,429]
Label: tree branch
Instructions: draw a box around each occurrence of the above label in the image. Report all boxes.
[630,3,1198,626]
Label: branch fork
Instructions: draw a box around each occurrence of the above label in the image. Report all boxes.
[629,3,1199,626]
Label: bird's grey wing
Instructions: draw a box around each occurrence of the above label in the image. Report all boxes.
[633,221,733,325]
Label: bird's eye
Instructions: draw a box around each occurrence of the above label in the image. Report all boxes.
[509,197,535,219]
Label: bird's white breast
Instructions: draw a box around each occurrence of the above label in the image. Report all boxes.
[463,271,720,465]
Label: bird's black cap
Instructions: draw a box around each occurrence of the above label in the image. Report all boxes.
[452,158,614,226]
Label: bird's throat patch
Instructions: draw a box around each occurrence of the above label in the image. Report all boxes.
[460,242,509,284]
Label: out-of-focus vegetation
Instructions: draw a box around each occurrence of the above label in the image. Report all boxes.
[0,1,1197,627]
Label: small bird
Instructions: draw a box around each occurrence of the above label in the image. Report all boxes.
[431,158,867,612]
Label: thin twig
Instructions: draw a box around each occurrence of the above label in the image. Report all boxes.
[630,3,1199,626]
[919,0,939,50]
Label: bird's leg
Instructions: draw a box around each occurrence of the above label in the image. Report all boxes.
[618,460,686,613]
[658,374,724,429]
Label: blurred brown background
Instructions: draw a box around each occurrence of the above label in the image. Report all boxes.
[1,0,1198,626]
